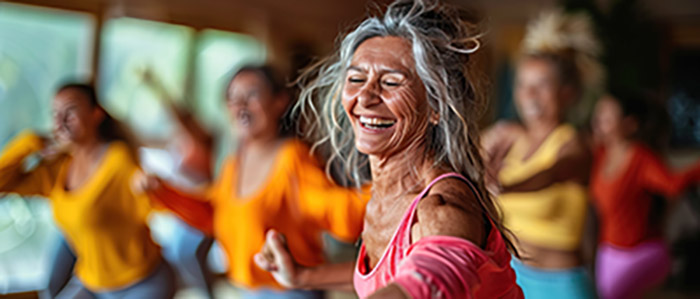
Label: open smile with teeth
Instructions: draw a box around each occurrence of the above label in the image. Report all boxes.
[522,102,543,118]
[238,110,252,127]
[358,115,396,130]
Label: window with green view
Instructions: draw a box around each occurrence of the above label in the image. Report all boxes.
[0,3,93,293]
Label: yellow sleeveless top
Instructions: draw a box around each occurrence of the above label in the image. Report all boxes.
[497,124,587,251]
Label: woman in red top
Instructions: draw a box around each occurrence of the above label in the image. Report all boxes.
[590,90,700,299]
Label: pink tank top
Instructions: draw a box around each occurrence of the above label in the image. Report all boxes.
[353,173,522,298]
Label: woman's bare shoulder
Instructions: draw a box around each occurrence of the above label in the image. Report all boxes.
[413,177,486,247]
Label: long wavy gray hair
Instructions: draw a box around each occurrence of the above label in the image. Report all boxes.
[295,0,516,253]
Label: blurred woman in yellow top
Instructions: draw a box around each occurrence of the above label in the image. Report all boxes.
[0,83,174,298]
[135,65,369,298]
[482,10,602,299]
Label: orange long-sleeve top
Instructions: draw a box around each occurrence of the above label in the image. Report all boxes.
[590,143,700,247]
[0,131,161,290]
[149,139,370,289]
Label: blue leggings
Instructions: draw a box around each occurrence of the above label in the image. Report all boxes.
[511,258,595,299]
[55,262,176,299]
[239,288,324,299]
[45,220,213,298]
[160,217,214,297]
[41,235,75,299]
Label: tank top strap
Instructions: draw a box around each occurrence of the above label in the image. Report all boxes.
[539,124,576,158]
[399,172,483,247]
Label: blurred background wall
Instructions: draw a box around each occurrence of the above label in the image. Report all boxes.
[3,0,699,144]
[0,0,699,297]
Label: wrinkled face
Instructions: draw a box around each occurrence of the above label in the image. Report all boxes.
[592,96,628,144]
[226,71,286,141]
[342,36,430,157]
[514,58,565,126]
[52,89,101,145]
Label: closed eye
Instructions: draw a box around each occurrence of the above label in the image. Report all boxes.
[348,77,365,84]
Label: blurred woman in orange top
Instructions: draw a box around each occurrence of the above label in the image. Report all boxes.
[135,65,369,298]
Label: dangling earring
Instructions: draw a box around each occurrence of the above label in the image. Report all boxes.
[429,112,440,125]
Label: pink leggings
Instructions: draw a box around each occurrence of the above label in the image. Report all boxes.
[596,240,671,299]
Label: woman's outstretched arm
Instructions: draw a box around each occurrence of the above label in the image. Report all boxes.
[133,173,214,234]
[254,229,356,292]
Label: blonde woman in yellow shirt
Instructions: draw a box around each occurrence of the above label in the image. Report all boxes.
[0,83,174,298]
[481,10,601,299]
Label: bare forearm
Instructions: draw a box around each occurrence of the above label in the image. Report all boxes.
[367,283,410,299]
[502,157,589,194]
[501,168,555,193]
[298,261,355,291]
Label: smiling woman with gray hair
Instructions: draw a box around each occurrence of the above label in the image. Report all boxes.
[254,0,523,298]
